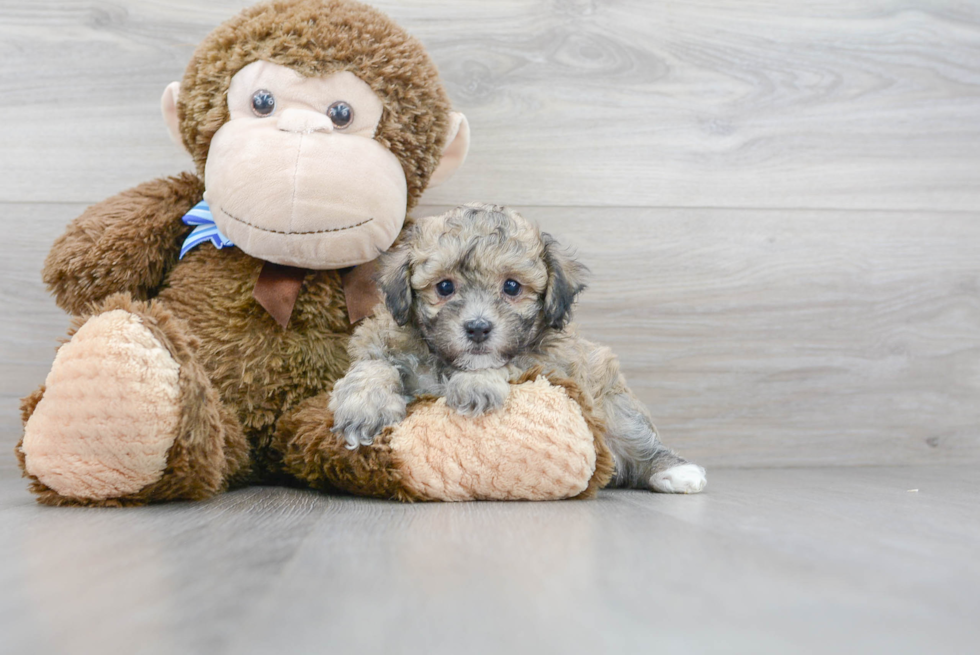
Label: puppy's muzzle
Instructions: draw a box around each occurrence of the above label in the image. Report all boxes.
[464,318,493,344]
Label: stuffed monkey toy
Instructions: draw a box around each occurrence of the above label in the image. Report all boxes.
[16,0,612,506]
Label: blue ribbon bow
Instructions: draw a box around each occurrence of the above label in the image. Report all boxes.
[179,201,235,259]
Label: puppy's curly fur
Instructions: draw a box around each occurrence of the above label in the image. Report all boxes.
[330,203,707,493]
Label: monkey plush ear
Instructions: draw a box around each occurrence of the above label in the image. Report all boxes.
[161,82,190,154]
[542,234,589,330]
[377,245,414,326]
[428,112,470,187]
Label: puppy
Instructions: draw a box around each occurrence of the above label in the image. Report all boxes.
[329,203,706,493]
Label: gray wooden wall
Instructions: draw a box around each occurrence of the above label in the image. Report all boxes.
[1,0,978,469]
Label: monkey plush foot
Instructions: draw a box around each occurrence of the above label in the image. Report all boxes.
[17,297,249,506]
[21,309,183,501]
[390,377,608,501]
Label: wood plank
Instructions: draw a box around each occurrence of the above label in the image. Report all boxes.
[2,203,977,468]
[0,482,331,655]
[0,0,978,209]
[1,468,977,654]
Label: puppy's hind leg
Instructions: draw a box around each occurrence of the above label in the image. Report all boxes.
[603,392,706,494]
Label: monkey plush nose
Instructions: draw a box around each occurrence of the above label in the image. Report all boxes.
[464,319,493,343]
[277,108,334,134]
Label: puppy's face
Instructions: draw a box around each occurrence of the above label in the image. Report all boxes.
[378,204,587,371]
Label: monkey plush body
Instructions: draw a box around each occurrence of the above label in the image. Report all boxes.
[15,0,611,506]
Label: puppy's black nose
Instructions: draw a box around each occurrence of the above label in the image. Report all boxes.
[464,319,493,343]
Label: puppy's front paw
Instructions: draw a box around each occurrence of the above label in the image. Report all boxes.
[649,464,707,494]
[330,393,406,448]
[445,370,511,417]
[328,362,407,448]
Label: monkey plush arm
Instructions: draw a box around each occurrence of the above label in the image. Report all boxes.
[43,173,204,315]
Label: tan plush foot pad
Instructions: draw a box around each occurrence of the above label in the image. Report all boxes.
[22,310,182,500]
[390,377,598,501]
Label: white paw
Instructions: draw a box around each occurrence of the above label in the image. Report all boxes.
[650,464,707,494]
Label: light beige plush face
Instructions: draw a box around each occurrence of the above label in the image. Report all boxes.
[203,61,409,269]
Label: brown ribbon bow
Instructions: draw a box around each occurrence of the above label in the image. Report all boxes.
[252,260,380,329]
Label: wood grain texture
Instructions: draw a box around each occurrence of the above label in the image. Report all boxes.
[1,467,977,655]
[0,0,978,208]
[3,203,977,468]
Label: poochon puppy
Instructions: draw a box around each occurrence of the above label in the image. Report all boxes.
[329,203,706,493]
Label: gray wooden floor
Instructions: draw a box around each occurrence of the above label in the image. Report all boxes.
[2,1,979,653]
[1,464,977,655]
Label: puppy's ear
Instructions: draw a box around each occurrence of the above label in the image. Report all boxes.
[377,244,413,326]
[542,233,589,330]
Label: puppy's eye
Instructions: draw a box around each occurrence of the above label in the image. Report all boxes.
[435,280,455,297]
[251,89,276,116]
[327,101,354,128]
[502,279,522,297]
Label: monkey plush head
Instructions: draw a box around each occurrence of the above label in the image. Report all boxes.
[160,0,469,269]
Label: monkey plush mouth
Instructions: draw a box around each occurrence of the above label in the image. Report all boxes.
[210,199,391,268]
[220,205,374,235]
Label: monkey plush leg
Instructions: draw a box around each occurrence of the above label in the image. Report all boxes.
[16,294,250,507]
[274,374,614,502]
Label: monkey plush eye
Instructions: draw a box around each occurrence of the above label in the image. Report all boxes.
[502,279,522,297]
[251,89,276,116]
[327,101,354,128]
[435,280,455,297]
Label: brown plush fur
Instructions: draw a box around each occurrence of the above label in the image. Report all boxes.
[274,393,421,501]
[154,244,353,476]
[179,0,452,211]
